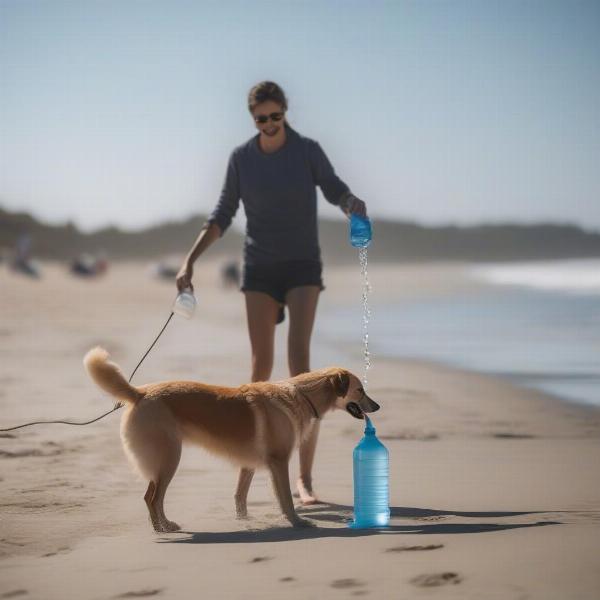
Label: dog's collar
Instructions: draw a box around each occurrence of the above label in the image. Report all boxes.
[298,389,321,420]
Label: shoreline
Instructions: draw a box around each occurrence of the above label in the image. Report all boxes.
[318,260,600,411]
[374,351,600,414]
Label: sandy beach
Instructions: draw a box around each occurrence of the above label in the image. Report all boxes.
[1,259,600,599]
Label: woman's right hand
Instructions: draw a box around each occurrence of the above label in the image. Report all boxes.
[176,262,194,292]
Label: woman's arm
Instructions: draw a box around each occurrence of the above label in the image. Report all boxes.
[176,222,222,291]
[309,142,368,218]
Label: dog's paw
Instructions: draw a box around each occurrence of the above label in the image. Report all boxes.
[292,517,316,528]
[163,520,181,532]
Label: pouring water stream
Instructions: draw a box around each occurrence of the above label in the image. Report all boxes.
[359,246,372,391]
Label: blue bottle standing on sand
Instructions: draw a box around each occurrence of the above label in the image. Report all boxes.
[350,416,390,528]
[350,214,372,248]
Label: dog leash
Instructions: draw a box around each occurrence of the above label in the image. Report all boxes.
[0,311,175,432]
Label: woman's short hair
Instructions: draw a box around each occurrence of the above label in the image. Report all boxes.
[247,81,288,113]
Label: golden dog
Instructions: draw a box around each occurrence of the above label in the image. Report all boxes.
[83,347,379,532]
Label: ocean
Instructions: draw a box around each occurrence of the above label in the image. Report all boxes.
[320,259,600,408]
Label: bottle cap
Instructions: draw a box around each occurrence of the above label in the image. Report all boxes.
[364,415,376,435]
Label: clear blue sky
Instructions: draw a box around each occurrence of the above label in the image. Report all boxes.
[1,0,599,233]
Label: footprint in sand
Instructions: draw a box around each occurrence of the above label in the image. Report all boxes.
[0,447,64,459]
[410,572,462,587]
[249,556,272,563]
[0,539,26,547]
[42,546,71,558]
[45,481,72,488]
[113,590,164,598]
[330,578,366,589]
[386,544,444,552]
[1,591,28,598]
[492,432,536,439]
[279,577,295,582]
[1,501,83,511]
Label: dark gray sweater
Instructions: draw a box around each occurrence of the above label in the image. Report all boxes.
[208,123,350,265]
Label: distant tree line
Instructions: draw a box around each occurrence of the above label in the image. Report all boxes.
[2,206,600,263]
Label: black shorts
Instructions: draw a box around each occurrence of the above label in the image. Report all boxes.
[240,259,325,324]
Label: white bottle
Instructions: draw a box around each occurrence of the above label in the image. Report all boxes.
[173,287,196,319]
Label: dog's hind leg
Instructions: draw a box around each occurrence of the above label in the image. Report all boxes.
[235,468,254,519]
[144,480,163,531]
[267,458,313,528]
[149,438,182,533]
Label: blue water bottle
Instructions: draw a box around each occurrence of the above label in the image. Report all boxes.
[350,416,390,528]
[350,214,372,248]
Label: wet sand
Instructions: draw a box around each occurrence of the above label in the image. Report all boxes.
[1,260,599,599]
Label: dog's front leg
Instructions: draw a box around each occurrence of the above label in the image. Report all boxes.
[267,457,313,528]
[297,420,321,505]
[235,467,254,519]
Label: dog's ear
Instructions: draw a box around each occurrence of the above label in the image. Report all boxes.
[330,370,350,397]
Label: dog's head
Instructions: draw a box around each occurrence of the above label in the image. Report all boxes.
[329,368,380,420]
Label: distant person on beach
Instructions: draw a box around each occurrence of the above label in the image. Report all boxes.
[70,251,108,277]
[220,259,240,288]
[11,233,40,278]
[176,81,367,504]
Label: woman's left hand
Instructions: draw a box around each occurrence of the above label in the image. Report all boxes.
[344,193,368,218]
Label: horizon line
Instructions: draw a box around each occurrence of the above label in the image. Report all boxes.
[2,204,599,237]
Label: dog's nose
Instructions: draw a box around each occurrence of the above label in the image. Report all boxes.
[361,394,379,412]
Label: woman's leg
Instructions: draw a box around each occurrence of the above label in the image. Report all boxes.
[237,291,280,517]
[285,285,320,376]
[244,290,280,382]
[285,285,322,504]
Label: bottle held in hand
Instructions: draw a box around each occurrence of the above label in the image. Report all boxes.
[173,287,197,319]
[350,213,372,248]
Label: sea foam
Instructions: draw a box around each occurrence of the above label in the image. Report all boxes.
[470,258,600,295]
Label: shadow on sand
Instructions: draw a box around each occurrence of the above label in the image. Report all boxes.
[156,503,561,545]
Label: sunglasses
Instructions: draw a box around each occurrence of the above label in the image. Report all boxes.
[254,112,284,124]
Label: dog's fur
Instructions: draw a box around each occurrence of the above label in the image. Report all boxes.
[83,346,379,531]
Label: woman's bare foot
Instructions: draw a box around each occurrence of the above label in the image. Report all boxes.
[296,477,322,505]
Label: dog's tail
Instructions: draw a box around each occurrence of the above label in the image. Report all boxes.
[83,346,142,405]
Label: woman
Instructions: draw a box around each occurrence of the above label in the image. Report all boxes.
[176,81,367,505]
